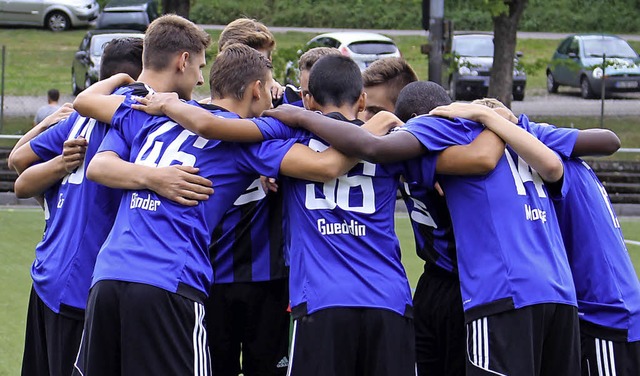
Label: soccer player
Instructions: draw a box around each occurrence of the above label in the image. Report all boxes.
[359,60,467,375]
[71,43,392,375]
[263,81,582,375]
[7,36,202,376]
[472,98,640,376]
[359,57,418,121]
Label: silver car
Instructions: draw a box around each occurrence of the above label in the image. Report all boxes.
[284,31,401,86]
[0,0,99,31]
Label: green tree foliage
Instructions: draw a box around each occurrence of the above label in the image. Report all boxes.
[189,0,640,33]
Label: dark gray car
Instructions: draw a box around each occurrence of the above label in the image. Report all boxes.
[443,33,527,101]
[71,29,144,94]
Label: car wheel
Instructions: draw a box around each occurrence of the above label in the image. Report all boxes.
[46,11,71,32]
[449,77,458,100]
[72,69,81,95]
[580,76,595,99]
[513,92,525,101]
[546,71,558,93]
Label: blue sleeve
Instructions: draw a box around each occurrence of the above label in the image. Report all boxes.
[29,113,80,161]
[237,139,298,177]
[402,155,439,189]
[402,115,480,152]
[98,127,130,160]
[250,116,308,140]
[110,95,147,148]
[518,114,578,158]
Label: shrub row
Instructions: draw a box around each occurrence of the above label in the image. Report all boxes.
[189,0,640,33]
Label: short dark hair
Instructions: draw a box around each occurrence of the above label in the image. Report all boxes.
[362,57,418,106]
[209,43,273,100]
[100,37,144,80]
[308,55,362,107]
[47,88,59,102]
[395,81,452,122]
[298,47,341,72]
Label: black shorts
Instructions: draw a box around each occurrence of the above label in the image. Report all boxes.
[288,307,415,376]
[205,278,290,376]
[466,303,580,376]
[21,286,84,376]
[73,280,211,376]
[580,320,640,376]
[413,266,465,376]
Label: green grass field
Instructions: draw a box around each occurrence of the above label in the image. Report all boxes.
[1,208,640,374]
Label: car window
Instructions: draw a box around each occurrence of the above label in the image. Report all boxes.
[97,11,148,29]
[453,37,493,57]
[347,41,398,55]
[583,38,638,58]
[567,38,580,55]
[79,35,91,51]
[556,38,572,54]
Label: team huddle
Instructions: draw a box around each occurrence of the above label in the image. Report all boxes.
[8,13,640,376]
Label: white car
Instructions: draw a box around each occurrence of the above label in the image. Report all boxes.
[284,31,401,86]
[0,0,99,31]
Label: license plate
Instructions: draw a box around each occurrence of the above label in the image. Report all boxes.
[616,81,639,89]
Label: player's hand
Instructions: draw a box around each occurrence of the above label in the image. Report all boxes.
[270,79,285,100]
[147,165,214,206]
[429,102,492,122]
[434,181,444,197]
[260,176,278,193]
[41,103,74,128]
[62,137,88,173]
[131,92,180,116]
[361,111,404,136]
[262,104,307,128]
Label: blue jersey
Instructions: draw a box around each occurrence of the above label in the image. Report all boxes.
[252,113,414,318]
[94,98,296,301]
[403,115,576,321]
[522,116,640,341]
[399,179,457,274]
[209,108,287,284]
[28,112,122,315]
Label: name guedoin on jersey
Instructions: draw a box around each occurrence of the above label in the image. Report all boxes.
[130,192,161,212]
[317,218,367,236]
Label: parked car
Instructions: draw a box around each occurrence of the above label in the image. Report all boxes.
[546,34,640,99]
[283,31,401,86]
[0,0,99,31]
[95,0,157,32]
[443,33,527,101]
[71,29,144,94]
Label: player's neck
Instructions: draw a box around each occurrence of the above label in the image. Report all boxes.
[319,104,359,121]
[136,70,178,97]
[211,98,248,118]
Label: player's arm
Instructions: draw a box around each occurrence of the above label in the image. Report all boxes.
[279,144,359,182]
[86,151,214,206]
[278,114,403,182]
[7,104,74,172]
[263,105,425,163]
[435,129,505,175]
[431,103,563,182]
[572,128,621,157]
[131,93,265,142]
[73,73,135,124]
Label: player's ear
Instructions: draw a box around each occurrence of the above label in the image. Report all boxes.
[306,94,321,112]
[251,80,263,100]
[177,51,189,73]
[357,91,366,113]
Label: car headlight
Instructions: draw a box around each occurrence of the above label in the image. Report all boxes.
[459,66,471,75]
[592,67,603,79]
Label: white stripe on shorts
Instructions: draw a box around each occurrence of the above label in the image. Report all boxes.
[192,302,210,376]
[286,319,298,376]
[466,318,506,376]
[595,338,617,376]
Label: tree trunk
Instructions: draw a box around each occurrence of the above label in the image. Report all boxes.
[488,0,528,108]
[162,0,190,19]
